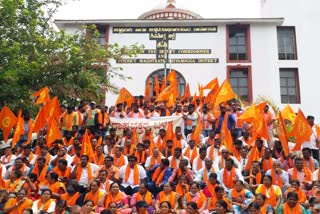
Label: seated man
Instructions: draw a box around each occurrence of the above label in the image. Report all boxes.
[148,159,172,195]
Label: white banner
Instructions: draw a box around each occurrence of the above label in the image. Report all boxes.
[110,116,183,135]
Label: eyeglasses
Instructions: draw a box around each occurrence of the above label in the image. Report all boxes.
[105,160,112,162]
[128,160,136,162]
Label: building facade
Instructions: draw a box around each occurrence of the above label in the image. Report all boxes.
[55,0,320,118]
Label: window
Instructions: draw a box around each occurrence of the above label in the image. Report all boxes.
[228,67,252,103]
[277,27,297,60]
[97,27,106,46]
[279,68,300,103]
[227,25,250,61]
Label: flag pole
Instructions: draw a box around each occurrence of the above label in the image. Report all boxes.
[164,48,167,87]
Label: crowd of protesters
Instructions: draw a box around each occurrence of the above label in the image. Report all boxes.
[0,95,319,214]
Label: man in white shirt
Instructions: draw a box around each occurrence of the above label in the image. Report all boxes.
[302,116,319,162]
[50,147,74,167]
[214,148,242,171]
[0,147,17,168]
[4,158,30,180]
[192,147,207,175]
[194,158,216,184]
[218,158,244,192]
[119,155,146,195]
[239,147,249,170]
[71,155,99,191]
[201,105,214,137]
[265,160,289,190]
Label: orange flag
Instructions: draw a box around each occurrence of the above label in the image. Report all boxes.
[214,79,236,107]
[160,77,166,92]
[204,77,219,90]
[11,110,24,148]
[156,84,175,102]
[166,122,174,141]
[46,118,62,148]
[278,112,290,156]
[221,112,233,152]
[203,84,219,105]
[166,93,175,107]
[46,96,61,124]
[182,83,191,101]
[0,106,17,141]
[315,125,320,138]
[81,129,94,159]
[281,104,296,123]
[115,87,134,107]
[145,78,151,101]
[33,104,48,134]
[191,93,197,106]
[32,86,50,105]
[166,70,177,86]
[154,76,160,97]
[198,83,204,101]
[288,109,313,151]
[191,119,202,146]
[245,144,259,170]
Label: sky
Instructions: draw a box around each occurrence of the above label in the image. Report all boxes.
[54,0,262,20]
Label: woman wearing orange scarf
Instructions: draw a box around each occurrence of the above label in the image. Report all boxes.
[32,189,56,213]
[104,182,132,214]
[183,182,208,214]
[276,192,307,213]
[155,182,179,213]
[60,180,81,208]
[81,200,96,214]
[3,189,33,214]
[130,183,154,213]
[254,193,274,214]
[175,175,190,197]
[228,180,255,214]
[84,180,105,207]
[285,180,307,204]
[255,175,281,209]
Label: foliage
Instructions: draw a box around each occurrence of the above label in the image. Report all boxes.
[0,0,143,114]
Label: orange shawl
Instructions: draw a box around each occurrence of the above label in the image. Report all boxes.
[262,158,273,171]
[292,167,311,181]
[32,165,48,183]
[260,184,277,207]
[185,191,206,209]
[208,146,219,159]
[6,178,24,193]
[136,191,153,205]
[135,151,146,165]
[287,187,307,203]
[104,191,122,207]
[37,199,54,212]
[232,147,241,160]
[113,155,125,168]
[4,197,33,214]
[249,170,262,185]
[271,169,283,188]
[223,167,236,189]
[175,183,189,197]
[84,190,104,206]
[196,157,204,171]
[61,192,80,207]
[283,202,303,214]
[150,155,162,168]
[206,182,217,197]
[231,188,246,201]
[49,181,65,194]
[184,147,198,164]
[156,136,166,151]
[125,164,139,185]
[159,191,176,208]
[76,164,92,182]
[124,145,135,155]
[303,158,315,172]
[152,167,168,185]
[52,166,71,178]
[170,155,182,168]
[203,167,215,182]
[94,154,105,166]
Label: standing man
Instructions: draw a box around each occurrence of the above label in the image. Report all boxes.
[183,104,198,136]
[83,101,100,133]
[263,105,276,148]
[302,116,319,162]
[94,105,110,138]
[60,106,78,137]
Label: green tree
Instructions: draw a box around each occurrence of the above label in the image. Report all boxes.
[0,0,142,113]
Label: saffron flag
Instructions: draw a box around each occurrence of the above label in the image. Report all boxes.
[166,122,174,141]
[281,104,296,123]
[166,93,175,107]
[115,87,134,107]
[145,78,151,101]
[278,112,290,156]
[154,76,160,97]
[204,77,219,90]
[214,79,236,106]
[182,83,191,101]
[191,119,202,146]
[156,84,175,102]
[198,83,204,100]
[33,104,48,133]
[160,77,166,92]
[245,144,259,170]
[288,109,313,151]
[46,96,61,124]
[81,129,94,159]
[166,70,177,86]
[220,112,233,152]
[11,110,24,148]
[32,86,50,105]
[203,84,219,105]
[46,118,62,148]
[0,106,17,141]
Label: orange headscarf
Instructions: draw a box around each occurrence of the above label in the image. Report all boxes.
[124,164,139,185]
